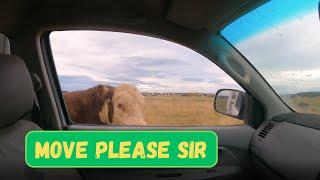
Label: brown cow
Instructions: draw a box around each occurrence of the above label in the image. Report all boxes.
[63,84,146,125]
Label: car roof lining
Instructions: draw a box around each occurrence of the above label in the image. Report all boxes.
[166,0,268,32]
[1,0,268,36]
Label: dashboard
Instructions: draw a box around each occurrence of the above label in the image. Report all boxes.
[250,113,320,180]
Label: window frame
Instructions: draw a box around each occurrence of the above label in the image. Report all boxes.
[41,30,253,128]
[41,31,73,127]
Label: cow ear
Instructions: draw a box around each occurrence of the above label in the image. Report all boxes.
[98,101,111,124]
[96,85,114,125]
[96,85,114,102]
[102,85,115,101]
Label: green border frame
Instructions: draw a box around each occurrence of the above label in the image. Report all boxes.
[25,130,218,168]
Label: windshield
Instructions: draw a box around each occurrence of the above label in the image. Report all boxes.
[221,0,320,114]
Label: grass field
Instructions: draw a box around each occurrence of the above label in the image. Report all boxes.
[143,95,244,126]
[282,96,320,115]
[143,95,320,127]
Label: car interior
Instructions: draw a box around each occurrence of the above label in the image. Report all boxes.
[0,0,320,180]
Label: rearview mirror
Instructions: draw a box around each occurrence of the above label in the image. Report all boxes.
[214,89,246,118]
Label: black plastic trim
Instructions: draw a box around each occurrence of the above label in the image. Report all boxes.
[272,112,320,130]
[40,31,72,127]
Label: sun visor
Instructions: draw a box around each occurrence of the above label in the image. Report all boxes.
[166,0,268,31]
[166,0,217,30]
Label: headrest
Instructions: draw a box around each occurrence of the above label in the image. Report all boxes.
[0,33,10,54]
[0,55,34,127]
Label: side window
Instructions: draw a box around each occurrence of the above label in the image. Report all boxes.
[49,31,245,126]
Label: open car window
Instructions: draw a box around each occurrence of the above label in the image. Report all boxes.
[49,31,244,126]
[221,0,320,115]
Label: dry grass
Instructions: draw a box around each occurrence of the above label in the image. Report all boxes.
[143,95,244,126]
[282,96,320,115]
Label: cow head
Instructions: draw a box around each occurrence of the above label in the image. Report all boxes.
[99,84,146,126]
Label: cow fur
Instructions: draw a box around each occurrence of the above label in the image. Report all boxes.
[112,84,146,125]
[63,84,146,125]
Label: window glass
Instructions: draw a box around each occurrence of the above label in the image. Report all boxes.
[221,0,320,115]
[50,31,244,126]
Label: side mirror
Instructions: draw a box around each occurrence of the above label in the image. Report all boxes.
[214,89,246,118]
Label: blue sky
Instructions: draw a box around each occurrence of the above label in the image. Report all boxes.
[222,0,318,43]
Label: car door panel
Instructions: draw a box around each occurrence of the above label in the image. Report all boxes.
[68,124,254,179]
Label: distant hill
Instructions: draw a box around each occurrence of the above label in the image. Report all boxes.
[283,92,320,98]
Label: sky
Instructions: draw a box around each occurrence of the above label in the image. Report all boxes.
[222,0,320,95]
[50,31,242,93]
[221,0,317,43]
[50,0,320,95]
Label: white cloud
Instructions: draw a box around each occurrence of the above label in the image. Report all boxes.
[50,31,242,93]
[237,11,320,94]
